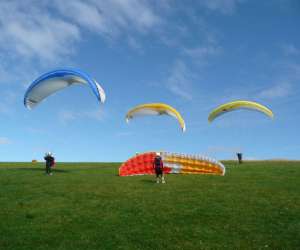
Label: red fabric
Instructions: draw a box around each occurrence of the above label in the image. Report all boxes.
[119,152,156,176]
[119,152,173,176]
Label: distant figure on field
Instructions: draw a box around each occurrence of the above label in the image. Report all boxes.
[237,152,243,164]
[44,152,55,175]
[153,152,165,184]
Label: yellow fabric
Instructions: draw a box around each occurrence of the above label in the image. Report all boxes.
[163,155,224,175]
[208,100,274,122]
[126,103,186,132]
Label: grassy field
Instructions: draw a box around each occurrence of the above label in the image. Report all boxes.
[0,161,299,250]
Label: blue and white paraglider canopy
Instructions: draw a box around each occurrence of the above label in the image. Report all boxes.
[24,68,106,109]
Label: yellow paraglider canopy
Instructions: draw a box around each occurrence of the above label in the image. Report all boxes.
[126,103,186,132]
[208,100,274,123]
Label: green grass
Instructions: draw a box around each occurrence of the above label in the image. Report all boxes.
[0,161,299,250]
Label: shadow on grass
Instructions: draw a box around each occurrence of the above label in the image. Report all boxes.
[5,167,120,175]
[8,168,70,173]
[140,179,156,184]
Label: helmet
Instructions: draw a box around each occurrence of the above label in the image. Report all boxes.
[156,152,160,156]
[45,152,52,156]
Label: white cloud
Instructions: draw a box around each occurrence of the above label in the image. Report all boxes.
[91,0,161,33]
[199,0,244,14]
[251,62,300,102]
[184,45,220,58]
[0,137,11,145]
[165,60,194,100]
[287,62,300,80]
[258,82,292,99]
[127,36,143,51]
[0,104,11,115]
[0,63,13,84]
[59,111,76,125]
[84,109,106,121]
[282,44,300,56]
[183,44,221,65]
[0,90,19,115]
[59,109,105,124]
[0,1,80,62]
[0,0,162,64]
[54,1,111,35]
[0,62,38,88]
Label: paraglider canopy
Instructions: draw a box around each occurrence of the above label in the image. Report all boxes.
[119,151,225,176]
[126,103,186,132]
[208,100,274,123]
[24,68,106,109]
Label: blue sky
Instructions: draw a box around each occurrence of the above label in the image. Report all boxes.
[0,0,299,161]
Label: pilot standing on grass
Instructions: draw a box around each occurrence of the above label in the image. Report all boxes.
[237,152,243,164]
[153,152,166,184]
[44,152,55,176]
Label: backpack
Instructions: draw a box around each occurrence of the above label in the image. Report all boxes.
[154,157,162,168]
[51,158,56,167]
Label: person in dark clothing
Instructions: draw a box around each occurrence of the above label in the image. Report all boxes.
[153,152,165,184]
[237,152,243,164]
[44,152,55,175]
